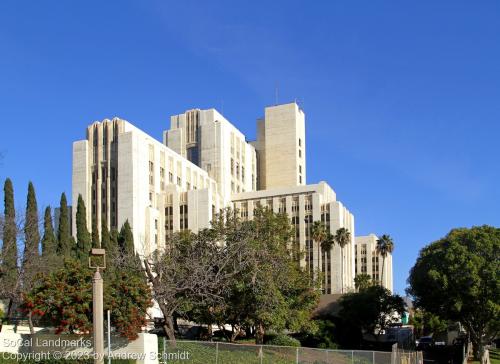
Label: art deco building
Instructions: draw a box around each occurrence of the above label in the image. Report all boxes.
[354,234,394,292]
[72,102,360,294]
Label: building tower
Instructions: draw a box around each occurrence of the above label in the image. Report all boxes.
[252,102,306,190]
[354,234,394,292]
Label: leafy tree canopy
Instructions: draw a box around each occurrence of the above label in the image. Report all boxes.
[181,208,321,344]
[354,274,373,292]
[337,285,405,346]
[407,225,500,363]
[24,256,152,340]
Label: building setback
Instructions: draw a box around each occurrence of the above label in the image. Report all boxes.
[72,102,391,294]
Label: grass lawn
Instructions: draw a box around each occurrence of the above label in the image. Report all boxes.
[160,341,372,364]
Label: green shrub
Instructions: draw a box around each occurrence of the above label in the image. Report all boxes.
[266,333,301,347]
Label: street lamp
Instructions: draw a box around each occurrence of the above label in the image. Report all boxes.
[89,248,106,364]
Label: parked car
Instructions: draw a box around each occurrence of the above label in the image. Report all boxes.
[416,336,435,350]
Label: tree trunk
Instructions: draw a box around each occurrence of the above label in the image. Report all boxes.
[317,241,322,286]
[255,322,265,345]
[207,323,213,340]
[27,311,35,335]
[231,325,240,342]
[163,316,176,347]
[6,299,13,323]
[340,246,344,294]
[473,340,490,364]
[380,257,385,286]
[324,250,328,291]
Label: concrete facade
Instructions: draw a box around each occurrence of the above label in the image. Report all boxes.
[72,118,221,257]
[354,234,394,292]
[252,103,306,190]
[71,102,386,294]
[164,108,257,204]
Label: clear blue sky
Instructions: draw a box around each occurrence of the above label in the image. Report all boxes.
[1,1,499,295]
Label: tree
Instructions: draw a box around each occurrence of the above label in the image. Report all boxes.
[22,182,42,333]
[410,309,447,339]
[22,182,40,281]
[100,219,111,253]
[144,225,240,344]
[338,285,405,346]
[407,226,500,364]
[354,274,372,292]
[376,234,394,286]
[311,221,327,284]
[41,206,56,257]
[107,227,120,259]
[92,217,99,248]
[24,256,152,340]
[187,208,321,344]
[233,208,320,344]
[75,195,91,261]
[56,193,71,257]
[334,227,351,294]
[119,220,134,256]
[0,178,18,320]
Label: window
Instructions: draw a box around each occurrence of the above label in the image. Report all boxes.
[299,165,302,173]
[299,149,302,158]
[299,138,302,147]
[279,198,286,213]
[299,175,302,184]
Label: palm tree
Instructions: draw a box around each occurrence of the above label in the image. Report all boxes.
[311,221,327,283]
[334,227,351,294]
[321,233,335,290]
[376,234,394,287]
[354,273,372,292]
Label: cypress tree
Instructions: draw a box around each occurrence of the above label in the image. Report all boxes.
[92,217,99,248]
[109,228,120,258]
[119,220,135,256]
[56,193,71,257]
[22,182,40,282]
[41,206,56,256]
[101,218,111,251]
[75,195,91,260]
[1,179,18,312]
[69,236,77,255]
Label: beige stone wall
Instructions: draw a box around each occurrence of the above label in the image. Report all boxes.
[165,108,257,204]
[72,118,219,257]
[354,235,393,292]
[255,102,306,190]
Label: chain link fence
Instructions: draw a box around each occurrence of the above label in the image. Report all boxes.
[160,340,423,364]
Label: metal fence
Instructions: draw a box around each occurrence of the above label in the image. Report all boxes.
[161,340,423,364]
